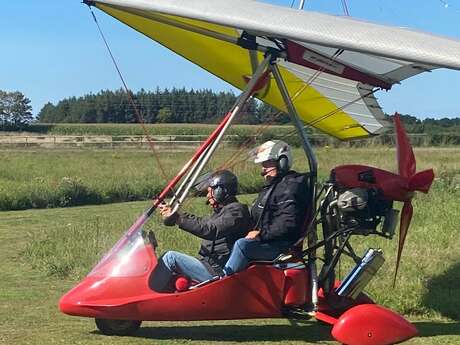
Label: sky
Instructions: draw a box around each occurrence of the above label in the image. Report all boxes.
[1,0,459,119]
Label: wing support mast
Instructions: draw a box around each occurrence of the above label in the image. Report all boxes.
[270,61,319,311]
[164,54,320,308]
[167,55,272,213]
[119,54,273,239]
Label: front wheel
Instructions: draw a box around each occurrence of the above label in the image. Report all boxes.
[95,318,142,336]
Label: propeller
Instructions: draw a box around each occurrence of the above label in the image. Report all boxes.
[393,113,435,285]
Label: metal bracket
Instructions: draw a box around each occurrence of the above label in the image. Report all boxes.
[82,0,95,6]
[237,31,258,51]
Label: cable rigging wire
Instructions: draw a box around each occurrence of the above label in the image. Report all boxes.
[87,5,169,181]
[86,0,384,207]
[439,0,450,8]
[341,0,350,16]
[438,0,460,12]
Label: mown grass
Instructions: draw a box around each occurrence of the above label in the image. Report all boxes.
[1,147,459,344]
[5,187,460,344]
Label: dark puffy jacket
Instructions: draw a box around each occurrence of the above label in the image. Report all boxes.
[175,197,251,274]
[251,171,309,243]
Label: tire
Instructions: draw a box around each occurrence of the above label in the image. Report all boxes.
[95,318,142,336]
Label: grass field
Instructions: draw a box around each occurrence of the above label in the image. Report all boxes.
[1,147,459,344]
[14,123,296,139]
[1,147,458,211]
[1,195,459,344]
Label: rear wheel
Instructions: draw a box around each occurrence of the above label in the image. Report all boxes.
[95,318,142,336]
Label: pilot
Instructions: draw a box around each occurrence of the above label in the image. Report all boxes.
[223,140,309,275]
[152,170,251,292]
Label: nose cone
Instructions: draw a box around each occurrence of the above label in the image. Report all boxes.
[59,277,99,317]
[332,304,418,345]
[59,273,154,319]
[59,292,82,316]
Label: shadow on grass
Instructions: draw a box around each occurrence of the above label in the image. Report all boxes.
[422,261,460,320]
[95,321,333,342]
[413,321,460,337]
[91,320,460,342]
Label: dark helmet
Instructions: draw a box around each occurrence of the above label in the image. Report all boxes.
[195,170,238,203]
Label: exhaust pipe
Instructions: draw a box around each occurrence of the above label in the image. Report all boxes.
[336,248,384,299]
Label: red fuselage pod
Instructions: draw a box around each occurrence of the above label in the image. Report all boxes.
[283,267,309,306]
[60,265,290,321]
[332,165,411,202]
[59,225,311,321]
[331,304,418,345]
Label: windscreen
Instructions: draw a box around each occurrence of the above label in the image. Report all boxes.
[88,227,156,278]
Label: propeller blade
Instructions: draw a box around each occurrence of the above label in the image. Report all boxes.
[393,201,413,287]
[394,113,416,179]
[409,169,435,193]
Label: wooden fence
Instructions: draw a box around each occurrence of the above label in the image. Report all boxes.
[0,135,234,150]
[0,133,458,149]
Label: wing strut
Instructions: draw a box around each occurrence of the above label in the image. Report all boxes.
[119,54,273,239]
[168,55,273,212]
[270,61,319,312]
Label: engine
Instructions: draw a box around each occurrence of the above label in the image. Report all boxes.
[325,166,401,238]
[337,187,395,236]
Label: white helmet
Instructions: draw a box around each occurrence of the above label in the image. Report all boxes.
[252,140,293,172]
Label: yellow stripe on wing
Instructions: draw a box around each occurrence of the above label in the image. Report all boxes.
[97,3,370,140]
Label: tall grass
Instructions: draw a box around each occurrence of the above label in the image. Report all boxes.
[0,149,260,211]
[25,123,292,137]
[22,199,220,280]
[1,147,458,211]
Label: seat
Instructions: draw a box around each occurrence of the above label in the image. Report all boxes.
[249,172,314,267]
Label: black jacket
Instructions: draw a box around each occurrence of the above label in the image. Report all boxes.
[175,197,251,274]
[251,171,309,243]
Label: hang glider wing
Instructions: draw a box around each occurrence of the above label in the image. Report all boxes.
[87,0,460,140]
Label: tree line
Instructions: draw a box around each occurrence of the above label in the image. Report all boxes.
[395,114,460,134]
[36,88,459,133]
[0,88,459,133]
[37,88,289,125]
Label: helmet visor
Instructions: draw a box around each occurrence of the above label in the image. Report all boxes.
[193,171,214,193]
[248,141,278,164]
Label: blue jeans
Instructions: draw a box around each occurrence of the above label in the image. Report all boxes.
[151,251,214,292]
[224,238,292,275]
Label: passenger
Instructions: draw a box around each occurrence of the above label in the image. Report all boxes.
[223,140,309,275]
[151,170,251,292]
